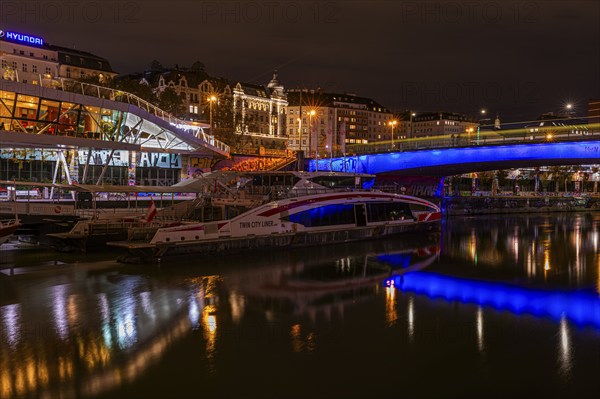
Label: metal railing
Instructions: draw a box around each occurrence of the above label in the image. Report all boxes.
[348,121,600,155]
[47,78,230,154]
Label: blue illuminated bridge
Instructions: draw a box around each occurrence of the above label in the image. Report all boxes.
[310,141,600,176]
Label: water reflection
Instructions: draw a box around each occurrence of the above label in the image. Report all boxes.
[223,237,440,320]
[443,213,600,286]
[476,306,484,353]
[559,316,573,379]
[1,213,600,398]
[1,304,20,348]
[386,271,600,328]
[407,296,415,342]
[385,280,397,326]
[52,284,69,341]
[0,272,193,399]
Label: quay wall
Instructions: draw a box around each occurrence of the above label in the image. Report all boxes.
[443,195,600,216]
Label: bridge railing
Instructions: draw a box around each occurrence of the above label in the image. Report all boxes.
[49,78,230,154]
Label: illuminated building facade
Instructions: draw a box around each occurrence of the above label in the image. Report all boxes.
[0,29,116,85]
[152,66,288,148]
[407,111,478,140]
[286,90,392,156]
[589,99,600,127]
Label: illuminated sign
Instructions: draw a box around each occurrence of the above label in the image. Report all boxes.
[0,30,44,46]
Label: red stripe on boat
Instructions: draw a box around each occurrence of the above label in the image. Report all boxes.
[258,193,436,217]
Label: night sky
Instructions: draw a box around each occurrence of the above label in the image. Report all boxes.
[2,0,599,123]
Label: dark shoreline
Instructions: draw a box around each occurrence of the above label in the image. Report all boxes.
[442,195,600,216]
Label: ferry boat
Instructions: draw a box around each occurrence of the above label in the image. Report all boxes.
[46,217,176,252]
[109,173,441,262]
[0,219,20,245]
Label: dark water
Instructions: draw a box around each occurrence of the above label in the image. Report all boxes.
[1,213,600,398]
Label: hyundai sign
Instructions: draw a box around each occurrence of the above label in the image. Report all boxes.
[0,30,44,46]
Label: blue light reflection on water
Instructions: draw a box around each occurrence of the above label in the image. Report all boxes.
[385,272,600,328]
[376,254,413,268]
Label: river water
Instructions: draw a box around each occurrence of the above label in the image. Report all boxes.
[1,213,599,398]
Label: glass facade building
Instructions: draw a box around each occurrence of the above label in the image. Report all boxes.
[0,80,230,185]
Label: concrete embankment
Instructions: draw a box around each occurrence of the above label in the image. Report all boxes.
[442,196,600,216]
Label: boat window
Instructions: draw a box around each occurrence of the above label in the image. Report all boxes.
[251,174,301,187]
[409,203,432,212]
[367,202,413,222]
[309,176,356,189]
[283,204,356,227]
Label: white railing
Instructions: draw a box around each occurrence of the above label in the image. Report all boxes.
[51,78,230,154]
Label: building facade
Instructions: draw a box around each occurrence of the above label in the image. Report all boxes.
[406,111,478,141]
[0,29,116,85]
[54,45,116,82]
[286,90,393,156]
[152,66,288,150]
[589,99,600,128]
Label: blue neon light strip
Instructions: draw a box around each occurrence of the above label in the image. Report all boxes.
[386,272,600,328]
[309,141,600,174]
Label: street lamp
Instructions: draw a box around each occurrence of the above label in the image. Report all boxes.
[388,120,398,150]
[326,144,332,170]
[466,127,474,145]
[208,95,217,134]
[477,109,488,145]
[409,112,416,139]
[565,103,574,118]
[308,110,316,158]
[297,118,302,152]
